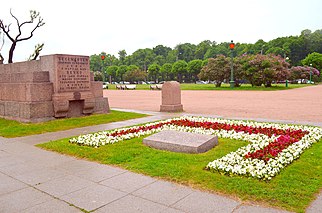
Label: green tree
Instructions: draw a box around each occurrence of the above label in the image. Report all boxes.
[166,50,178,63]
[175,43,196,61]
[160,63,173,81]
[172,60,187,83]
[153,55,166,66]
[194,40,213,59]
[118,49,127,65]
[187,59,203,82]
[106,65,118,82]
[204,42,230,59]
[117,65,128,82]
[153,45,172,57]
[131,48,155,71]
[127,65,139,72]
[123,69,147,83]
[301,52,322,72]
[148,63,161,82]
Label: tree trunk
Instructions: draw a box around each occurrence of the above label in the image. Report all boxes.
[178,74,182,83]
[8,42,17,63]
[0,53,4,64]
[215,82,222,87]
[265,82,272,87]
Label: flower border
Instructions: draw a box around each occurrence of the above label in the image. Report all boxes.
[69,116,322,180]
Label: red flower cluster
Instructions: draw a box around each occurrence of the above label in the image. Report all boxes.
[245,129,308,161]
[169,119,306,138]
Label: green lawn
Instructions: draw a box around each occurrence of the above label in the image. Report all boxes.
[105,83,312,91]
[38,135,322,213]
[0,110,147,138]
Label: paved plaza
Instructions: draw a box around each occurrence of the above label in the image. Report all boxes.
[1,85,322,212]
[104,84,322,125]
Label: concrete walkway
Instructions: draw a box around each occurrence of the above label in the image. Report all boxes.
[0,110,321,212]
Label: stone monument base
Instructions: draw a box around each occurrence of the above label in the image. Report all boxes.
[0,54,110,123]
[143,130,218,153]
[160,104,183,112]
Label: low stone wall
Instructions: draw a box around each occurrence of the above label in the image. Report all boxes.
[0,54,109,122]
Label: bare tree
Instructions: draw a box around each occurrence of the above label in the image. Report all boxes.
[0,9,45,63]
[28,43,44,61]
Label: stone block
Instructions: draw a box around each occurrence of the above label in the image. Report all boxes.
[0,74,10,83]
[32,71,50,82]
[0,60,41,74]
[0,101,4,116]
[160,81,183,112]
[143,130,218,153]
[83,98,95,115]
[53,99,69,118]
[94,97,110,113]
[28,101,54,119]
[1,83,53,102]
[160,104,183,112]
[8,72,49,83]
[0,101,53,122]
[4,101,20,117]
[91,81,103,98]
[26,83,53,102]
[1,83,27,101]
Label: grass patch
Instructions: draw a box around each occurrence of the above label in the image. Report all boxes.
[0,110,147,138]
[106,83,311,91]
[38,136,322,212]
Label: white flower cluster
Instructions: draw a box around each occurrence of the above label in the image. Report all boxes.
[69,116,322,180]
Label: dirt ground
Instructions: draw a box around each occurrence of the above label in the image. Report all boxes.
[104,84,322,124]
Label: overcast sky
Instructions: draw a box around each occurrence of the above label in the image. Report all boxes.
[0,0,321,62]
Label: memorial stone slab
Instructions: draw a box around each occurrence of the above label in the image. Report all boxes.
[160,81,183,112]
[143,130,218,153]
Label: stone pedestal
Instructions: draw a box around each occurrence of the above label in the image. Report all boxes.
[0,54,109,122]
[160,81,183,112]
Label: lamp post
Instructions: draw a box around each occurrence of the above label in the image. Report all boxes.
[229,40,235,88]
[101,55,106,82]
[309,63,312,84]
[285,57,290,87]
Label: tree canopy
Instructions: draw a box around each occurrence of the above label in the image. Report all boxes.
[89,29,322,84]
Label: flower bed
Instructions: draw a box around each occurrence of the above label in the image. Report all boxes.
[69,116,322,180]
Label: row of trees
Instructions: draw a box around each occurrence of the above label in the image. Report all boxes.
[93,52,321,86]
[90,29,322,75]
[93,59,205,83]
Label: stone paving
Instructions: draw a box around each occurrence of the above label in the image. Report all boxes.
[0,110,321,212]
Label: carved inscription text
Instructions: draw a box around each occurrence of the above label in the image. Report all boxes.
[57,56,90,92]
